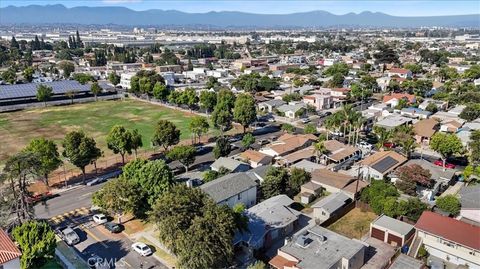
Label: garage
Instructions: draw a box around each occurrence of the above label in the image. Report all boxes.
[387,233,402,247]
[371,227,385,241]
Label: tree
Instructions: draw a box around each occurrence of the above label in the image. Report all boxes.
[106,125,134,164]
[1,68,16,84]
[233,94,257,133]
[73,73,95,85]
[24,138,61,187]
[199,91,217,115]
[151,120,181,151]
[189,116,209,144]
[324,62,349,76]
[288,168,311,196]
[203,167,230,182]
[10,36,19,48]
[130,129,143,158]
[261,167,289,199]
[459,104,480,122]
[62,131,102,184]
[329,73,345,88]
[153,82,169,101]
[397,198,428,221]
[108,71,120,86]
[167,145,196,172]
[90,82,102,102]
[213,137,231,159]
[212,104,233,133]
[430,133,463,170]
[241,133,255,149]
[373,126,392,150]
[247,261,267,269]
[436,195,461,216]
[57,61,74,78]
[92,177,142,223]
[360,180,399,215]
[304,123,317,134]
[12,220,56,269]
[23,66,34,82]
[179,88,198,111]
[425,102,438,113]
[313,140,328,163]
[36,84,53,107]
[281,123,295,133]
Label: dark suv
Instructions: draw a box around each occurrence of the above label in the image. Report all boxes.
[103,222,121,233]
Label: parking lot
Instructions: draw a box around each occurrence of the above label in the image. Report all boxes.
[50,208,165,269]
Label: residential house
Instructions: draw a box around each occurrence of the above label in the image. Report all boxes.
[260,134,317,158]
[414,211,480,268]
[400,108,431,119]
[440,119,464,133]
[322,140,361,165]
[389,254,425,269]
[0,230,21,269]
[387,68,413,79]
[413,118,439,146]
[418,99,448,111]
[258,99,287,113]
[245,165,270,183]
[330,87,350,101]
[239,150,273,168]
[359,151,407,180]
[458,185,480,224]
[375,115,413,130]
[200,172,258,208]
[299,181,323,204]
[119,72,136,89]
[291,160,324,173]
[370,215,415,247]
[234,195,302,250]
[269,225,365,269]
[310,169,369,199]
[278,146,315,166]
[312,192,352,223]
[211,157,251,173]
[302,88,333,110]
[277,103,306,119]
[382,93,416,108]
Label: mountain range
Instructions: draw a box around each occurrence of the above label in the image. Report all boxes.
[0,4,478,28]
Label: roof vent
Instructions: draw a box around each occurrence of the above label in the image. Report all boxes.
[295,235,312,248]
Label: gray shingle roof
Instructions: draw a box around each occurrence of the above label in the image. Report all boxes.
[401,159,455,182]
[459,185,480,209]
[312,192,351,214]
[372,215,414,236]
[200,172,258,203]
[211,157,250,172]
[246,195,301,229]
[389,254,424,269]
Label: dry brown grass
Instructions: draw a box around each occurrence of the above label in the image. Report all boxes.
[328,207,378,239]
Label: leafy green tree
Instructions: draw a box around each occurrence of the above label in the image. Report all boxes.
[436,195,461,216]
[328,73,345,88]
[57,61,74,78]
[459,104,480,122]
[383,197,400,218]
[233,94,257,133]
[425,102,438,113]
[92,177,143,223]
[304,123,317,134]
[430,133,463,170]
[360,180,399,215]
[1,68,16,84]
[282,93,302,103]
[323,62,349,76]
[199,91,217,115]
[216,88,236,110]
[108,71,120,86]
[23,66,34,82]
[189,116,209,144]
[62,131,102,184]
[151,120,181,151]
[106,125,134,164]
[179,88,198,111]
[12,220,56,269]
[167,145,196,172]
[212,104,233,133]
[397,198,428,221]
[288,168,311,196]
[36,84,53,107]
[261,167,289,199]
[90,82,102,102]
[463,64,480,81]
[24,138,61,187]
[281,123,295,133]
[247,261,267,269]
[203,167,230,182]
[72,73,95,84]
[213,137,231,159]
[153,82,169,101]
[130,129,143,158]
[206,76,220,89]
[121,158,148,181]
[241,133,255,149]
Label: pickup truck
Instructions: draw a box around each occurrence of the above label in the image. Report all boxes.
[57,227,80,245]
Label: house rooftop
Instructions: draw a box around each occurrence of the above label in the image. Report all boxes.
[275,225,365,269]
[459,185,480,210]
[400,159,455,182]
[211,157,249,172]
[247,195,301,229]
[291,160,324,173]
[312,192,351,214]
[415,211,480,250]
[361,151,407,175]
[324,140,360,162]
[413,118,439,138]
[0,230,21,265]
[372,215,414,236]
[375,115,413,129]
[389,254,424,269]
[240,150,271,164]
[311,169,356,189]
[200,172,257,203]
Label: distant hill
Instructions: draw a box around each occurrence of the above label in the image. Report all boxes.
[0,4,478,28]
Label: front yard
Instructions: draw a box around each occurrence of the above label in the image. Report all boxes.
[328,207,378,239]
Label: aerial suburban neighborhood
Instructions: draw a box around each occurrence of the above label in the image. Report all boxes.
[0,1,479,269]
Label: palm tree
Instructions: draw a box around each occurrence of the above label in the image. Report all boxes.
[352,116,366,146]
[313,140,329,164]
[373,126,391,150]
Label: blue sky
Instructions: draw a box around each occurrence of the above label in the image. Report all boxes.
[1,1,478,16]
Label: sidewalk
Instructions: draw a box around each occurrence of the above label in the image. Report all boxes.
[130,229,177,269]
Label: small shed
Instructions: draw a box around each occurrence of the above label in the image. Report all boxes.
[370,215,414,247]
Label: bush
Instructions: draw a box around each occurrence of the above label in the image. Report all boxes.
[436,195,461,216]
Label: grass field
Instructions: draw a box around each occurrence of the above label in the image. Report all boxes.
[328,208,378,239]
[0,99,204,163]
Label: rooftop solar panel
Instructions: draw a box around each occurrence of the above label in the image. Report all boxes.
[371,156,399,173]
[0,80,94,101]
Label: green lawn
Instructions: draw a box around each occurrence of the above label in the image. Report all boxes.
[0,99,204,163]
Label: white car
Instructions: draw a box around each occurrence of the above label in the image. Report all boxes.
[357,141,373,150]
[92,214,108,224]
[300,118,311,124]
[132,242,152,256]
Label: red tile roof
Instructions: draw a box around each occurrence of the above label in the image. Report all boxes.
[269,255,297,269]
[415,211,480,250]
[0,230,21,265]
[383,93,416,104]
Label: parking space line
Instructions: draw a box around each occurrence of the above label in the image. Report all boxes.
[83,228,110,249]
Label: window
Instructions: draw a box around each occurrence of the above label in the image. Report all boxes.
[322,211,326,216]
[237,193,241,200]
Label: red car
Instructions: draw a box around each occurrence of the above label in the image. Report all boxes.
[433,160,456,169]
[383,142,396,148]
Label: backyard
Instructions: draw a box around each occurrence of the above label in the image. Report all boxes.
[0,98,209,164]
[328,208,378,239]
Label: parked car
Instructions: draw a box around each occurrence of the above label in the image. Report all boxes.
[103,222,122,233]
[86,177,107,186]
[92,214,108,224]
[357,141,373,150]
[433,159,456,169]
[330,131,343,137]
[59,227,80,245]
[26,192,56,204]
[132,242,152,256]
[300,118,310,124]
[383,142,396,149]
